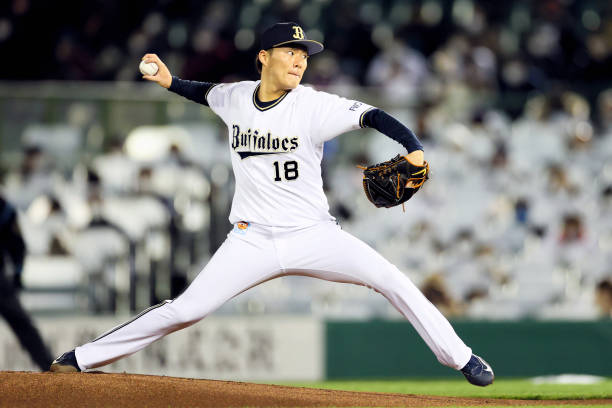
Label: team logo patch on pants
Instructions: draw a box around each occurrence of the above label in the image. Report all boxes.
[233,221,250,235]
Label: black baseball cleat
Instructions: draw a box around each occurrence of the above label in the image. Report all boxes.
[49,349,81,373]
[461,354,494,386]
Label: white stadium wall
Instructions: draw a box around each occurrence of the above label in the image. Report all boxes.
[0,316,324,381]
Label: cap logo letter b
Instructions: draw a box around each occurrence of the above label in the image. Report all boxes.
[292,26,305,39]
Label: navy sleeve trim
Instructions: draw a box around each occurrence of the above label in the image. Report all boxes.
[359,107,376,129]
[205,83,219,103]
[362,108,424,153]
[168,76,217,106]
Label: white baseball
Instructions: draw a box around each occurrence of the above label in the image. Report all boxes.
[139,60,159,76]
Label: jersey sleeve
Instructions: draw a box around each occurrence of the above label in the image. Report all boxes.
[310,89,375,144]
[205,83,239,122]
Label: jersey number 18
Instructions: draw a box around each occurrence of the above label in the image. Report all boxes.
[273,160,298,181]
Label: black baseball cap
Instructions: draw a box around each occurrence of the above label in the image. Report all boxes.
[260,22,324,55]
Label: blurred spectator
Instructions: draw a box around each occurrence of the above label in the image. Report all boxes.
[514,198,529,226]
[93,138,139,194]
[366,41,430,103]
[0,195,53,371]
[421,273,464,317]
[546,164,575,195]
[18,194,71,257]
[597,89,612,133]
[553,213,596,281]
[595,278,612,318]
[558,213,584,244]
[3,146,58,210]
[85,169,123,233]
[166,143,193,168]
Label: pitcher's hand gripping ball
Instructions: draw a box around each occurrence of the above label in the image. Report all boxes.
[361,155,429,208]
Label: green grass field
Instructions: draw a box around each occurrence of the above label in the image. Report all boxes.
[286,378,612,407]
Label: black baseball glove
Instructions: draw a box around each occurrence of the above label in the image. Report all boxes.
[360,154,429,208]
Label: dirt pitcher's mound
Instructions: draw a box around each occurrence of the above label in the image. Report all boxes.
[1,371,610,407]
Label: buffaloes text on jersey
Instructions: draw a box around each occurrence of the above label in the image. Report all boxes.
[231,124,299,159]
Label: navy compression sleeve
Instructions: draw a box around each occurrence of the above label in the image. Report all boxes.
[362,109,423,152]
[168,76,216,106]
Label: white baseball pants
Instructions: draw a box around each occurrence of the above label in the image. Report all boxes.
[75,221,471,370]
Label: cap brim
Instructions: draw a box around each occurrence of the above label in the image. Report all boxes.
[271,39,324,55]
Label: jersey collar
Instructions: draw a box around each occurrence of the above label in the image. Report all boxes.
[253,83,290,112]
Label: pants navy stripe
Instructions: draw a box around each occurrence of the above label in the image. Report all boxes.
[92,300,171,343]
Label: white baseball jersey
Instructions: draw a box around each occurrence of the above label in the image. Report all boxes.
[206,80,374,227]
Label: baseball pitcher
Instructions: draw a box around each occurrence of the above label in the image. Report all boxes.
[51,22,493,386]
